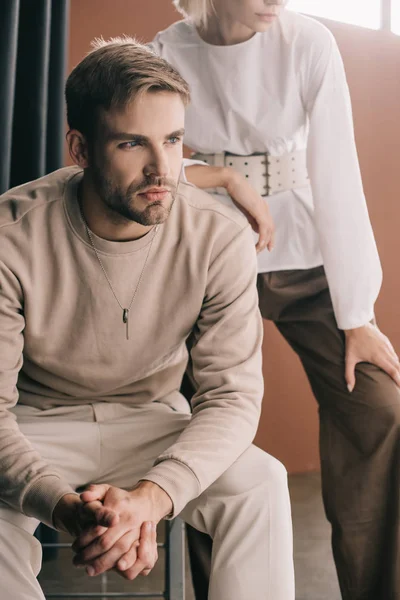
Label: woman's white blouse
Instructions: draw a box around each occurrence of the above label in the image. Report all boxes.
[149,9,382,330]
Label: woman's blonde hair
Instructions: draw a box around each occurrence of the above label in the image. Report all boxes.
[173,0,215,26]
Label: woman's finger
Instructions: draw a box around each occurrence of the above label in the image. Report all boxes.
[374,357,400,387]
[345,354,357,393]
[266,226,275,252]
[383,337,399,362]
[256,234,267,253]
[255,217,274,253]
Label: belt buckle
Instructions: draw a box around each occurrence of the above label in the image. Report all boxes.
[263,153,270,197]
[223,152,271,197]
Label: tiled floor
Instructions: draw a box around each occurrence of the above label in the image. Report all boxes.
[37,472,341,599]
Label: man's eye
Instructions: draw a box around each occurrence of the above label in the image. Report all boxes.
[120,141,141,149]
[168,136,181,144]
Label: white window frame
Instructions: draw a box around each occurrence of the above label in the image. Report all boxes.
[288,0,397,33]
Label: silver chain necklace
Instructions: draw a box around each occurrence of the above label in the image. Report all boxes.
[79,203,158,340]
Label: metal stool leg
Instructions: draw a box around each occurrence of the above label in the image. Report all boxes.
[165,518,185,600]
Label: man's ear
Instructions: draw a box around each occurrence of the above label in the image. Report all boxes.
[66,129,90,169]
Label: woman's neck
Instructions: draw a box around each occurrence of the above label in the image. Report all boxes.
[198,15,256,46]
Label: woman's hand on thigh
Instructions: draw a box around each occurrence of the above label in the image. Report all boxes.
[344,323,400,392]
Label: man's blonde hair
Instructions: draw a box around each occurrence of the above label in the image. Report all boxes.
[173,0,215,26]
[66,36,190,142]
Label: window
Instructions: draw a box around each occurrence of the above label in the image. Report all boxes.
[288,0,382,30]
[392,0,400,34]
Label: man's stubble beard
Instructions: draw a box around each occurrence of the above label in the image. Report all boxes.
[91,165,178,227]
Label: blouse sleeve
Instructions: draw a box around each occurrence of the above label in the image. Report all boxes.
[303,27,382,330]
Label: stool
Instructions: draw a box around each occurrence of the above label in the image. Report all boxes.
[38,518,185,599]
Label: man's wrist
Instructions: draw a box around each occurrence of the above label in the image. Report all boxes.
[52,492,81,532]
[133,480,173,520]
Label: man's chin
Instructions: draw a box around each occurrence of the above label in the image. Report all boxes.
[138,203,171,226]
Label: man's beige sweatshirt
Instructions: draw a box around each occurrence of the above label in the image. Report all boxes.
[0,167,263,527]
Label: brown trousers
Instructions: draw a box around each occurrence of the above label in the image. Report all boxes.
[187,266,400,600]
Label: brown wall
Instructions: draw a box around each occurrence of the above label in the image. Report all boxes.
[69,1,400,473]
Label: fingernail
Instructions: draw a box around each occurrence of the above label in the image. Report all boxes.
[146,521,153,531]
[119,560,127,570]
[87,566,95,577]
[347,384,353,393]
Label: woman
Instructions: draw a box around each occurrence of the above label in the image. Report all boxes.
[149,2,400,599]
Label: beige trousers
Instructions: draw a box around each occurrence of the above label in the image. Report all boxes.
[0,398,294,600]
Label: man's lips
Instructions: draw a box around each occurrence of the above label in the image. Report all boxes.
[138,187,171,202]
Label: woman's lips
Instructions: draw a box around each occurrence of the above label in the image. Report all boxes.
[256,13,278,22]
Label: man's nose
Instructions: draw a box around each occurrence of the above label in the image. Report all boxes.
[144,149,169,179]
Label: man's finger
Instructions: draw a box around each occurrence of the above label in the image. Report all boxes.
[80,483,111,503]
[117,540,140,574]
[80,500,118,528]
[74,530,138,576]
[72,524,106,553]
[138,521,157,571]
[122,522,157,581]
[151,521,157,546]
[73,520,133,560]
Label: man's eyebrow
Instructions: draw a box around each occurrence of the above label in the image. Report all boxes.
[105,129,185,143]
[168,128,185,139]
[105,131,148,143]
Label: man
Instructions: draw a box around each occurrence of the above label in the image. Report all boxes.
[0,38,294,599]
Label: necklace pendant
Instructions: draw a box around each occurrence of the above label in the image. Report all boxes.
[123,309,129,340]
[81,204,158,344]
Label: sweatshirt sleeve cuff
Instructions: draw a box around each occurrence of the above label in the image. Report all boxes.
[140,459,201,519]
[21,475,76,529]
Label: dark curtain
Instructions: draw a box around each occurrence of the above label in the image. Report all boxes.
[0,0,70,556]
[0,0,70,194]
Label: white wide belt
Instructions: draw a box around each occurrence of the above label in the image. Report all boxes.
[191,150,309,197]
